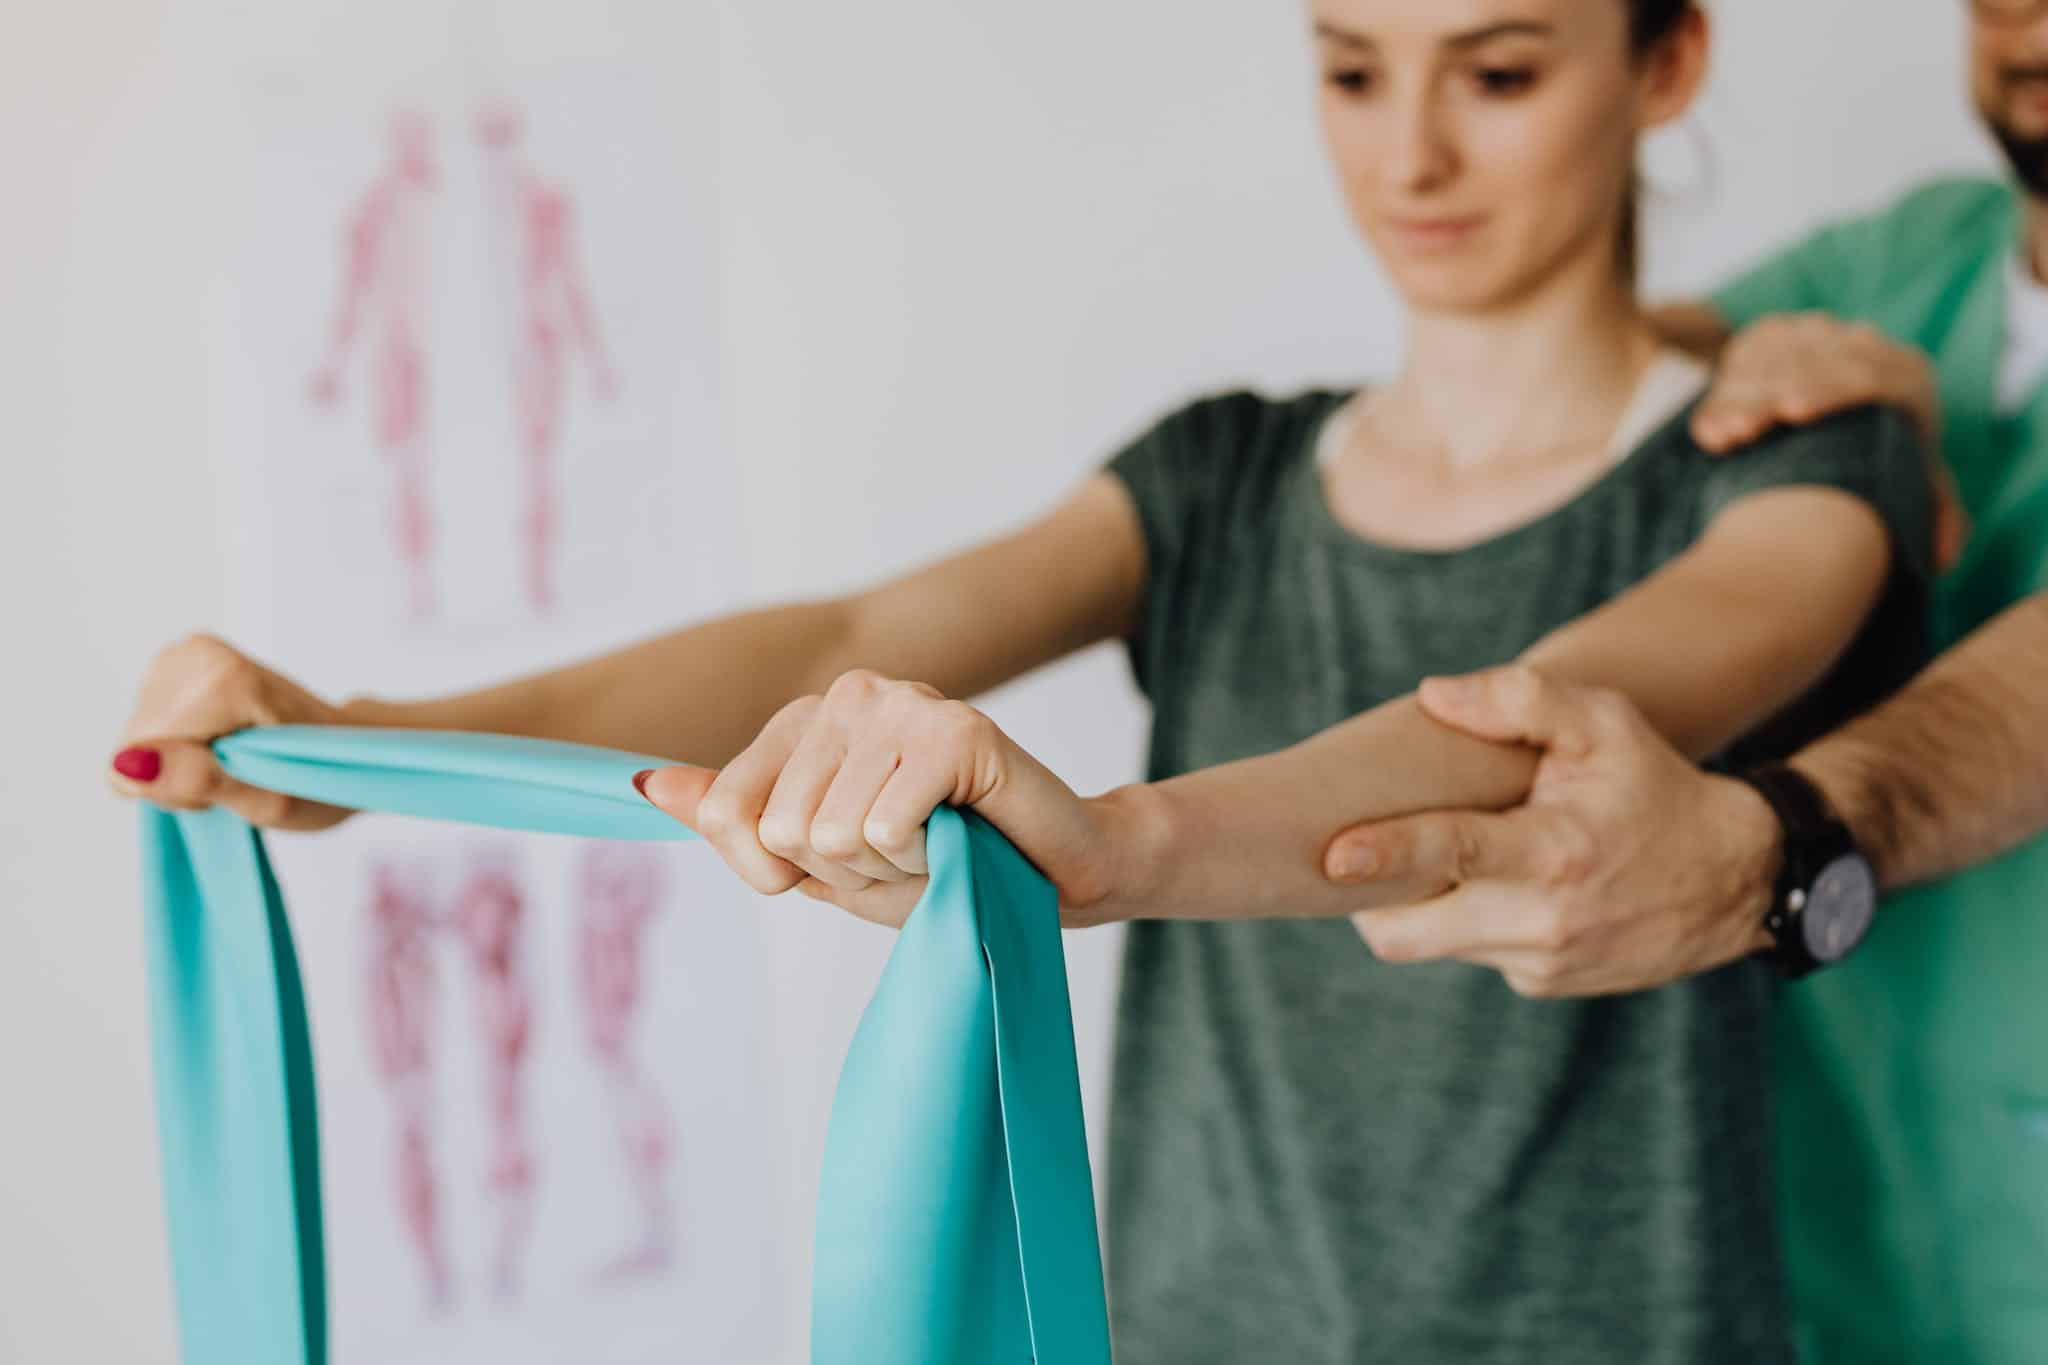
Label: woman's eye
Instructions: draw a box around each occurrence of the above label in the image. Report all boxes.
[1472,66,1538,96]
[1325,68,1375,96]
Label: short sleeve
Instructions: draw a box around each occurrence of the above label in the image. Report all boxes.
[1696,405,1937,766]
[1709,179,2008,331]
[1710,217,1879,329]
[1697,404,1933,584]
[1101,392,1270,698]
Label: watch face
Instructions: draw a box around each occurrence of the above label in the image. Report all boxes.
[1802,853,1878,963]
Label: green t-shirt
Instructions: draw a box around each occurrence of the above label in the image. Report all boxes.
[1102,389,1931,1364]
[1714,177,2048,1364]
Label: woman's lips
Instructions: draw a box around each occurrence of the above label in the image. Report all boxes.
[1384,214,1486,251]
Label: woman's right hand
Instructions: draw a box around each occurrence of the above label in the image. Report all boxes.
[107,633,355,831]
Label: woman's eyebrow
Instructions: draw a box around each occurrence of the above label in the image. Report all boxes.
[1446,20,1556,49]
[1312,19,1557,51]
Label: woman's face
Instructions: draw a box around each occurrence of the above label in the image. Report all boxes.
[1312,0,1693,314]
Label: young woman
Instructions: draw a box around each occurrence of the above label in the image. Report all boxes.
[112,1,1932,1358]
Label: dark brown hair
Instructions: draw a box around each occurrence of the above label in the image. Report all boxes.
[1618,0,1697,278]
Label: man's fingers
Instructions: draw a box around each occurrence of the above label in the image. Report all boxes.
[1930,459,1972,573]
[1349,882,1532,964]
[1413,665,1602,758]
[1325,806,1527,891]
[1935,499,1971,575]
[1690,392,1777,453]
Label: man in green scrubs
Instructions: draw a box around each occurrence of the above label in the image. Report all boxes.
[1325,3,2048,1360]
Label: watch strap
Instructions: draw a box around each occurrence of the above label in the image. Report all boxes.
[1737,763,1852,979]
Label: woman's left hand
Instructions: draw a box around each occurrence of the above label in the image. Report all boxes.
[634,670,1126,928]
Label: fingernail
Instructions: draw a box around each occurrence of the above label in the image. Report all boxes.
[1335,846,1379,881]
[113,747,162,783]
[631,769,655,800]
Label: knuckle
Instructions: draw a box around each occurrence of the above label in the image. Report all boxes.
[1546,825,1598,889]
[694,792,740,841]
[253,789,298,828]
[185,759,227,802]
[825,669,884,706]
[865,818,913,855]
[190,643,259,705]
[775,695,823,733]
[1448,819,1485,883]
[744,864,804,896]
[169,631,233,665]
[809,819,863,859]
[1534,907,1576,953]
[1507,961,1567,998]
[1497,663,1545,713]
[756,815,806,860]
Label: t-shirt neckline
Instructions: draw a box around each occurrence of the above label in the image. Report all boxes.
[1300,352,1709,565]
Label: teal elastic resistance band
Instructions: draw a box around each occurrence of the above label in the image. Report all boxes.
[137,726,1112,1365]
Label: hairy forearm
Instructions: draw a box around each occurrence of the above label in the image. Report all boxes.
[1791,593,2048,889]
[1103,695,1537,923]
[338,600,859,765]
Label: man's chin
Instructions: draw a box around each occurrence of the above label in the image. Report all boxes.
[1991,119,2048,197]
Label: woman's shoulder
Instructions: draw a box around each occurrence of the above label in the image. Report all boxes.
[1102,386,1356,564]
[1679,399,1923,477]
[1107,385,1352,500]
[1143,386,1354,459]
[1685,400,1933,569]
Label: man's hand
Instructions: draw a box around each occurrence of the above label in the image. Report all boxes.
[1689,311,1969,571]
[1329,666,1780,998]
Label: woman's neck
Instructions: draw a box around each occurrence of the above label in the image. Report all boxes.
[1376,254,1662,475]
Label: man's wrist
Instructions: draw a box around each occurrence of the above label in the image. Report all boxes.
[1786,740,1898,890]
[1710,772,1783,958]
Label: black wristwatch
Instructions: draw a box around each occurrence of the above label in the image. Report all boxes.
[1735,763,1878,979]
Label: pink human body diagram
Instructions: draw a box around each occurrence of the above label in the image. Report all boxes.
[362,842,675,1313]
[311,103,617,622]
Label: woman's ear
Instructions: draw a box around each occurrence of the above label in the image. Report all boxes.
[1639,5,1710,133]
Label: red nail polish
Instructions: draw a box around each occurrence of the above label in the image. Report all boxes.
[114,747,162,783]
[631,769,655,799]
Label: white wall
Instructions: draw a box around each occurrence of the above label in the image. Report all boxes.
[0,1,1990,1361]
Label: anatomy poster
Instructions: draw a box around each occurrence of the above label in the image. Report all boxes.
[207,41,790,1365]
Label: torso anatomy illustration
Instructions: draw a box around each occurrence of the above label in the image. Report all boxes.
[311,104,617,624]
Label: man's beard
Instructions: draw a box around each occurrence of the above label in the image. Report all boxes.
[1990,69,2048,197]
[1992,117,2048,197]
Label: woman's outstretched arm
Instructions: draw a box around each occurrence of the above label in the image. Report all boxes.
[639,479,1900,933]
[1097,482,1897,924]
[110,477,1144,824]
[343,474,1142,765]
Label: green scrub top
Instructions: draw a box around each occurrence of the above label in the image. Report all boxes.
[1715,177,2048,1363]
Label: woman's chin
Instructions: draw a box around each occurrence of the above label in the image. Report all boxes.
[1383,264,1521,318]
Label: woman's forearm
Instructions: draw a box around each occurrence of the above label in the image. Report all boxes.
[338,599,859,765]
[1100,695,1537,924]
